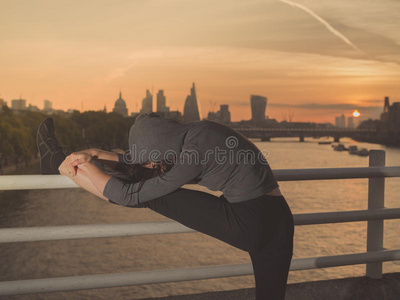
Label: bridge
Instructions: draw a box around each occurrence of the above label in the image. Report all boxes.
[234,127,378,142]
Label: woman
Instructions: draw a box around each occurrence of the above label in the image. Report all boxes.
[37,113,294,299]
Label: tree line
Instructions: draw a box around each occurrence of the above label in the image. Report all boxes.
[0,106,135,174]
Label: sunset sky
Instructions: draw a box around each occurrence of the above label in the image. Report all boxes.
[1,0,399,123]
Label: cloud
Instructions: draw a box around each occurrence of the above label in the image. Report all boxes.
[362,99,386,104]
[265,101,384,121]
[278,0,368,57]
[237,100,384,111]
[268,102,382,111]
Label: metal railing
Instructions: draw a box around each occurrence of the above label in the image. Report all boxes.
[0,150,400,296]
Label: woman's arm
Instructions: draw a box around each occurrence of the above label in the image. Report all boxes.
[77,161,112,195]
[59,158,110,201]
[67,149,122,174]
[71,148,120,163]
[90,149,120,162]
[90,149,123,170]
[103,158,202,207]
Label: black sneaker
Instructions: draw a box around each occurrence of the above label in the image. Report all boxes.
[36,118,66,174]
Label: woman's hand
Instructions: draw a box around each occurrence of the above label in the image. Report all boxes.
[67,150,96,168]
[60,150,95,176]
[58,157,76,177]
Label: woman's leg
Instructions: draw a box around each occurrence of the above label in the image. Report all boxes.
[248,196,294,299]
[145,188,294,299]
[69,168,109,201]
[144,188,257,251]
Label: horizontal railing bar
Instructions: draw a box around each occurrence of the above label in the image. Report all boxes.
[294,208,400,225]
[237,128,377,132]
[0,222,195,243]
[0,250,399,296]
[0,175,78,190]
[1,166,400,190]
[274,166,400,181]
[1,208,399,243]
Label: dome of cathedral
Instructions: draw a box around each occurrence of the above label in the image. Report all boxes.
[113,91,128,117]
[115,92,127,108]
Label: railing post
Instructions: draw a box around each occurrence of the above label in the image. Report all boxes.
[366,150,385,279]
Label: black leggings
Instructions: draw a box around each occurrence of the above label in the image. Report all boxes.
[136,188,294,300]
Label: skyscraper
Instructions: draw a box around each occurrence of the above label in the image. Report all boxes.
[44,99,52,111]
[347,116,354,129]
[140,90,153,114]
[11,98,26,110]
[207,104,231,124]
[388,102,400,133]
[183,83,201,123]
[381,97,400,133]
[381,96,390,123]
[113,92,128,117]
[250,95,267,126]
[384,96,390,113]
[156,90,169,113]
[335,114,346,128]
[219,105,231,124]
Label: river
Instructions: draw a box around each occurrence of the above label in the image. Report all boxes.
[0,137,399,299]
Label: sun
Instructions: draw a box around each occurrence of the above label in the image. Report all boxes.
[352,110,360,117]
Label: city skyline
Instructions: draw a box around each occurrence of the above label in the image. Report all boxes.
[0,90,394,126]
[1,0,399,122]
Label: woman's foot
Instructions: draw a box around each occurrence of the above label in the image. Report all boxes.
[36,118,66,174]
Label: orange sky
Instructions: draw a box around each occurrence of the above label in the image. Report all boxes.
[1,0,399,123]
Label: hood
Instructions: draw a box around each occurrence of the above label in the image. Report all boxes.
[126,113,191,164]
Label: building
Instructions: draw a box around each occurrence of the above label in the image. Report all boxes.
[158,110,184,123]
[0,98,5,108]
[347,116,354,129]
[388,102,400,132]
[28,104,40,112]
[167,110,183,122]
[380,96,390,123]
[207,104,231,124]
[250,95,267,126]
[381,97,400,133]
[219,105,231,124]
[11,98,27,110]
[156,90,170,113]
[335,114,346,128]
[44,100,52,111]
[140,90,153,114]
[183,83,201,123]
[113,92,128,117]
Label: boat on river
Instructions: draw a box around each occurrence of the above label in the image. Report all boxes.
[357,148,370,156]
[332,143,346,151]
[348,145,358,154]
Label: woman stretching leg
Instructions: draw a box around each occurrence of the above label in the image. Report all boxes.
[38,114,294,299]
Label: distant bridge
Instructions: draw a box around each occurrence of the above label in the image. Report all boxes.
[234,127,378,142]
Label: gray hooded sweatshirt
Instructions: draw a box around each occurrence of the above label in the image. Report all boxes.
[103,113,279,206]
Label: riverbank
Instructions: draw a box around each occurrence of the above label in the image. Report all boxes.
[1,158,40,176]
[352,135,400,148]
